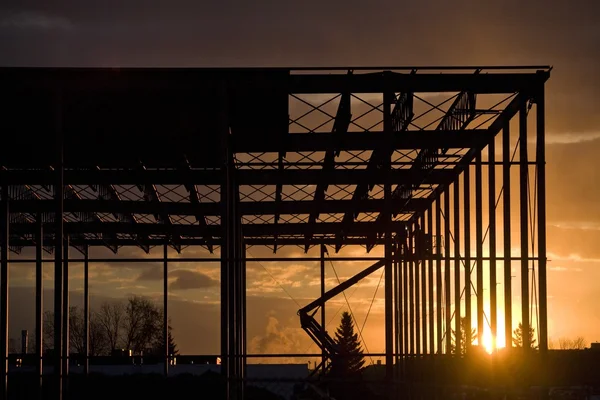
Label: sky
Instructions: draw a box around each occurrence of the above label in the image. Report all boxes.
[1,0,600,358]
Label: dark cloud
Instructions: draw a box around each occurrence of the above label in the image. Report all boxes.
[169,269,218,291]
[136,266,163,281]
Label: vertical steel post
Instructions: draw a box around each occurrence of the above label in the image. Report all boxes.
[453,181,461,356]
[402,244,409,358]
[489,138,497,352]
[383,90,393,386]
[408,228,414,356]
[62,236,69,382]
[420,216,427,356]
[1,185,9,400]
[475,152,484,347]
[36,214,43,394]
[414,222,421,356]
[384,185,393,381]
[435,198,442,353]
[463,168,471,353]
[519,99,530,350]
[537,84,548,353]
[320,244,326,368]
[427,207,434,355]
[164,243,169,376]
[444,188,451,354]
[393,243,399,371]
[83,246,89,375]
[54,94,64,400]
[503,122,512,350]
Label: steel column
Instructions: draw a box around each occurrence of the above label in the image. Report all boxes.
[537,84,548,352]
[83,246,89,375]
[463,168,472,352]
[475,152,484,347]
[435,198,442,353]
[1,185,9,400]
[62,236,69,383]
[164,243,169,376]
[414,222,421,356]
[320,244,326,368]
[489,138,497,352]
[503,122,512,350]
[54,123,64,400]
[402,246,409,358]
[408,228,414,356]
[444,188,451,354]
[420,215,427,356]
[453,181,461,356]
[519,99,530,350]
[36,214,43,394]
[427,207,434,354]
[384,182,393,381]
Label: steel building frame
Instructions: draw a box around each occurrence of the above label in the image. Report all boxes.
[0,66,550,400]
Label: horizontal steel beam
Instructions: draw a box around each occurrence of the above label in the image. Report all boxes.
[232,130,492,153]
[10,220,407,236]
[1,168,456,186]
[6,237,391,249]
[0,68,549,94]
[8,198,428,216]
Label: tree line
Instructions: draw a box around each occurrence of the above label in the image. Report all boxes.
[42,295,178,357]
[450,317,589,352]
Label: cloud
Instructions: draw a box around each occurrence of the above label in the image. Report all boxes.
[0,11,72,31]
[136,266,163,281]
[249,316,309,355]
[169,269,219,291]
[545,132,600,145]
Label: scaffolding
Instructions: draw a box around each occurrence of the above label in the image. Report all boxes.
[0,66,551,400]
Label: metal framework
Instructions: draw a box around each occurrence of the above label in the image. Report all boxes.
[0,66,550,400]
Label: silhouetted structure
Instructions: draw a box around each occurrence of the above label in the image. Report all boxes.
[0,66,551,400]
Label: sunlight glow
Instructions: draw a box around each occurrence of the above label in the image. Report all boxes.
[481,329,493,354]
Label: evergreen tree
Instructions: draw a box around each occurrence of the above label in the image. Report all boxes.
[513,322,537,349]
[450,317,477,355]
[330,311,365,377]
[153,321,179,356]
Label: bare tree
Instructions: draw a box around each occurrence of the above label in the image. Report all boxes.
[97,301,125,351]
[43,306,108,355]
[559,336,587,350]
[122,296,162,354]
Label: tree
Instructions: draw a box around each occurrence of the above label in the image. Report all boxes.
[450,317,477,355]
[513,322,537,349]
[558,336,587,350]
[122,295,162,354]
[43,307,108,356]
[97,301,125,351]
[330,311,365,377]
[152,318,179,356]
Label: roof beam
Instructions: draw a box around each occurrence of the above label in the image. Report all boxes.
[7,237,395,249]
[337,91,414,251]
[182,159,213,253]
[9,220,408,237]
[305,84,352,251]
[95,181,151,253]
[137,164,182,253]
[0,68,549,94]
[9,198,430,216]
[2,168,458,186]
[233,129,491,153]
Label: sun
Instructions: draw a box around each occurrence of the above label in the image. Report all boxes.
[481,330,494,354]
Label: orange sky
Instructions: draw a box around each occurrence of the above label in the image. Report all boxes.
[1,0,600,356]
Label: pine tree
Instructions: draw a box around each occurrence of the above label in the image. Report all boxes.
[167,325,178,356]
[330,311,365,377]
[513,322,537,349]
[450,317,477,355]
